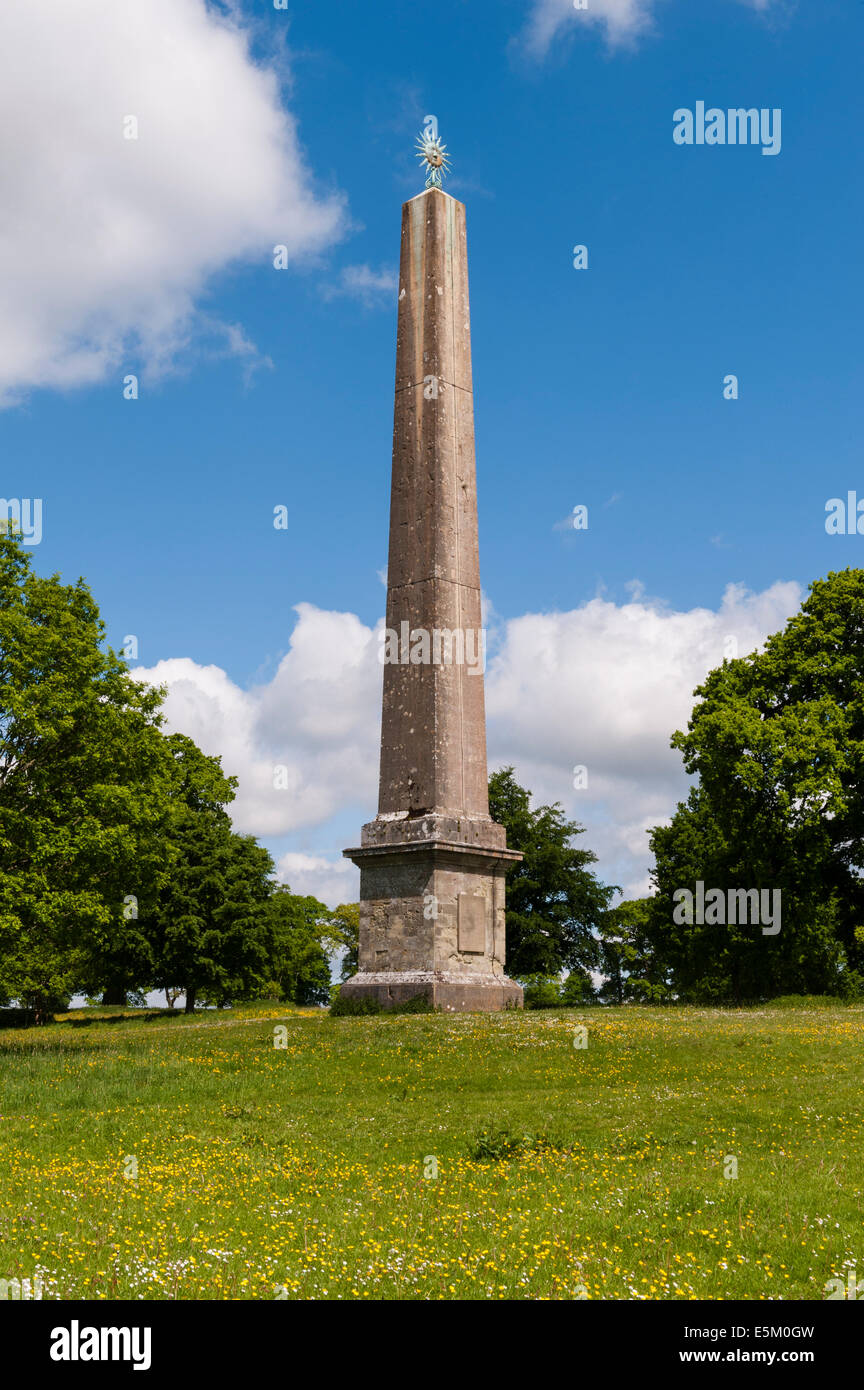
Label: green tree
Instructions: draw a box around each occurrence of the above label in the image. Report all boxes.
[518,974,564,1009]
[648,569,864,1001]
[263,886,332,1005]
[0,530,171,1019]
[148,736,273,1012]
[596,898,667,1004]
[489,767,616,977]
[560,968,595,1005]
[329,902,359,980]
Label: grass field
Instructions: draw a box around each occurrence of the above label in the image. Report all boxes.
[1,999,862,1301]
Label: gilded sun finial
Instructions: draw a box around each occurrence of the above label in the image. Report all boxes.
[415,123,451,190]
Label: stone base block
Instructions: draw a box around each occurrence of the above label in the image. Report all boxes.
[338,971,523,1013]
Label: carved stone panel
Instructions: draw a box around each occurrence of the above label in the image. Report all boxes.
[457,892,487,954]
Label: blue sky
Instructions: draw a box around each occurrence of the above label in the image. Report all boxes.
[1,0,861,905]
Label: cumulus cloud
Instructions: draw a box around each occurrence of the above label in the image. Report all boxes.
[273,852,358,907]
[133,581,801,907]
[0,0,345,405]
[521,0,781,54]
[485,581,801,895]
[134,603,382,840]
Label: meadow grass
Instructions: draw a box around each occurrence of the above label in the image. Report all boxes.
[0,999,862,1300]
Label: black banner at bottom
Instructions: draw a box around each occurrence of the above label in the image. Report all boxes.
[4,1297,856,1377]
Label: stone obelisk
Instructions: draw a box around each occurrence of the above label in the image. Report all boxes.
[341,134,522,1011]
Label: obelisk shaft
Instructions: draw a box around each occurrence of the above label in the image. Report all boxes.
[341,183,523,1012]
[378,187,489,819]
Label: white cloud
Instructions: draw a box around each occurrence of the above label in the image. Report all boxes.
[485,581,801,895]
[0,0,345,405]
[522,0,781,54]
[133,581,801,907]
[321,264,398,307]
[134,603,382,842]
[524,0,655,52]
[274,851,358,907]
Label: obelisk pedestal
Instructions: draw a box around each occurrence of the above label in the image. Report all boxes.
[342,184,522,1012]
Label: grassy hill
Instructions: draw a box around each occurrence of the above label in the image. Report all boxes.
[0,999,861,1300]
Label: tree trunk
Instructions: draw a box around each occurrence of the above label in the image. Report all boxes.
[102,985,127,1007]
[184,985,197,1014]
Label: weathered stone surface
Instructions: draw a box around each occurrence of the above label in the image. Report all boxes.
[345,838,517,977]
[339,972,523,1013]
[378,573,488,816]
[358,812,508,851]
[458,893,487,954]
[393,190,472,396]
[380,195,487,818]
[343,186,522,1013]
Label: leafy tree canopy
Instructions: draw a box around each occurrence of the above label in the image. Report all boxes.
[147,735,273,1012]
[489,766,616,976]
[648,569,864,1001]
[0,531,171,1018]
[263,886,333,1006]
